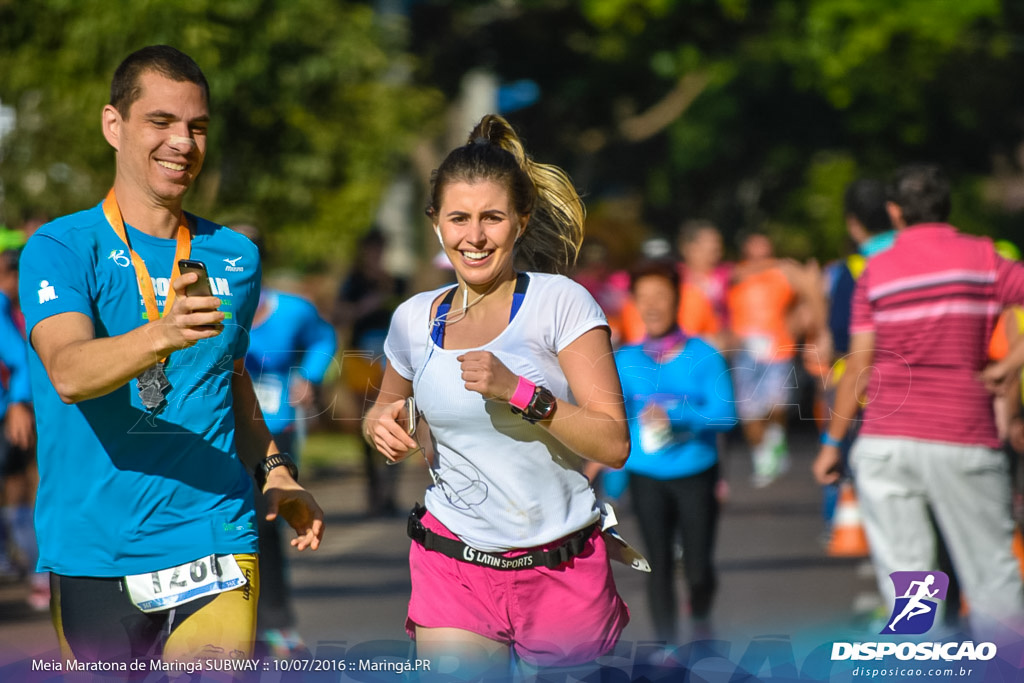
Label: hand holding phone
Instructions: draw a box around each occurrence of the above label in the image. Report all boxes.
[152,259,223,350]
[174,259,222,337]
[177,259,213,297]
[385,396,421,467]
[404,396,417,436]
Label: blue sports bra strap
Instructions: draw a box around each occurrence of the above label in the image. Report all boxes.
[509,272,529,322]
[430,286,459,347]
[430,273,530,348]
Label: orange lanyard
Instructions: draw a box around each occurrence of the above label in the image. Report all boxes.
[101,188,192,324]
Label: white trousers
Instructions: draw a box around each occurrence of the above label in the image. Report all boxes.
[851,436,1024,631]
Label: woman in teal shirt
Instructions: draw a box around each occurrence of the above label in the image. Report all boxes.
[615,258,737,643]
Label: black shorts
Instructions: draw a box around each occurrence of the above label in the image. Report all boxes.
[51,553,259,665]
[0,434,33,477]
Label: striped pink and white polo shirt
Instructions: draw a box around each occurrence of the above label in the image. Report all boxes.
[850,223,1024,447]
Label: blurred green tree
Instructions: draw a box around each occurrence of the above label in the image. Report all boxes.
[408,0,1024,259]
[0,0,442,269]
[5,1,1023,267]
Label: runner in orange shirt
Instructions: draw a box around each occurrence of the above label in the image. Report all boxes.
[619,278,720,344]
[728,232,826,487]
[678,221,732,334]
[620,222,731,347]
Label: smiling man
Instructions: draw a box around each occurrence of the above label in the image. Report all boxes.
[17,45,324,666]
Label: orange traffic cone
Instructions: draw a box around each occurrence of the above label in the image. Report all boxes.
[828,481,870,558]
[1013,526,1024,578]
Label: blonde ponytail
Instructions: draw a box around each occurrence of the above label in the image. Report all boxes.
[428,114,585,274]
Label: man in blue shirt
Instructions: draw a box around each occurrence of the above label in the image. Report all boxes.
[237,223,337,657]
[819,179,894,531]
[0,243,48,610]
[18,45,324,665]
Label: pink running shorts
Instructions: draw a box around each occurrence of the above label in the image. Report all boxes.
[406,509,630,667]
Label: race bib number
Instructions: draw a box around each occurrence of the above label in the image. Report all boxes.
[743,334,774,362]
[123,554,247,613]
[638,417,671,453]
[253,376,284,416]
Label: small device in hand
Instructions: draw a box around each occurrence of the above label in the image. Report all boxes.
[177,259,213,297]
[385,396,420,468]
[405,396,417,435]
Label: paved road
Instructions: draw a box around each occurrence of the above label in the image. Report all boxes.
[0,426,883,679]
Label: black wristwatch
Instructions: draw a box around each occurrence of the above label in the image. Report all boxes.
[254,453,299,491]
[512,385,557,423]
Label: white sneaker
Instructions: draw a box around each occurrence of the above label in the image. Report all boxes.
[751,444,779,488]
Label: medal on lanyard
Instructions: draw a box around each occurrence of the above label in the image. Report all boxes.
[101,189,192,415]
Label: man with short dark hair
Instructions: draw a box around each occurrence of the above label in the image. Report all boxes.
[827,179,895,355]
[817,178,895,538]
[19,45,324,665]
[815,164,1024,633]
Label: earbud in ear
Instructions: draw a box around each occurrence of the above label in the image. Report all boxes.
[435,228,444,249]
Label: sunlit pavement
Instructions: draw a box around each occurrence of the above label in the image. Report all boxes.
[0,423,881,676]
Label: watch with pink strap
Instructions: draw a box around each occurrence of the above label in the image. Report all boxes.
[509,376,557,423]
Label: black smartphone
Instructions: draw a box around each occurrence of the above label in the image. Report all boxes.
[177,259,213,297]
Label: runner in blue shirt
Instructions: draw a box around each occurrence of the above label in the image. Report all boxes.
[820,179,894,532]
[0,251,33,448]
[18,45,324,666]
[0,271,32,417]
[246,289,336,438]
[0,244,39,605]
[237,223,337,657]
[615,258,737,644]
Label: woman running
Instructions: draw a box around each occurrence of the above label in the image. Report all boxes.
[363,114,631,676]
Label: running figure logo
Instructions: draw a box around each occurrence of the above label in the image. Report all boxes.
[882,571,949,635]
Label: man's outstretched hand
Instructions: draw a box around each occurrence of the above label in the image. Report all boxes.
[263,467,325,551]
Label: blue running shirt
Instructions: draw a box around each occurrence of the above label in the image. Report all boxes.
[616,338,737,480]
[19,202,261,577]
[0,291,32,418]
[245,290,336,436]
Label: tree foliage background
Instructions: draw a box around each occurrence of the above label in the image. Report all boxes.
[3,0,1024,271]
[0,0,442,268]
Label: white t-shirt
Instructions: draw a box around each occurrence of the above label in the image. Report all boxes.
[384,272,608,551]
